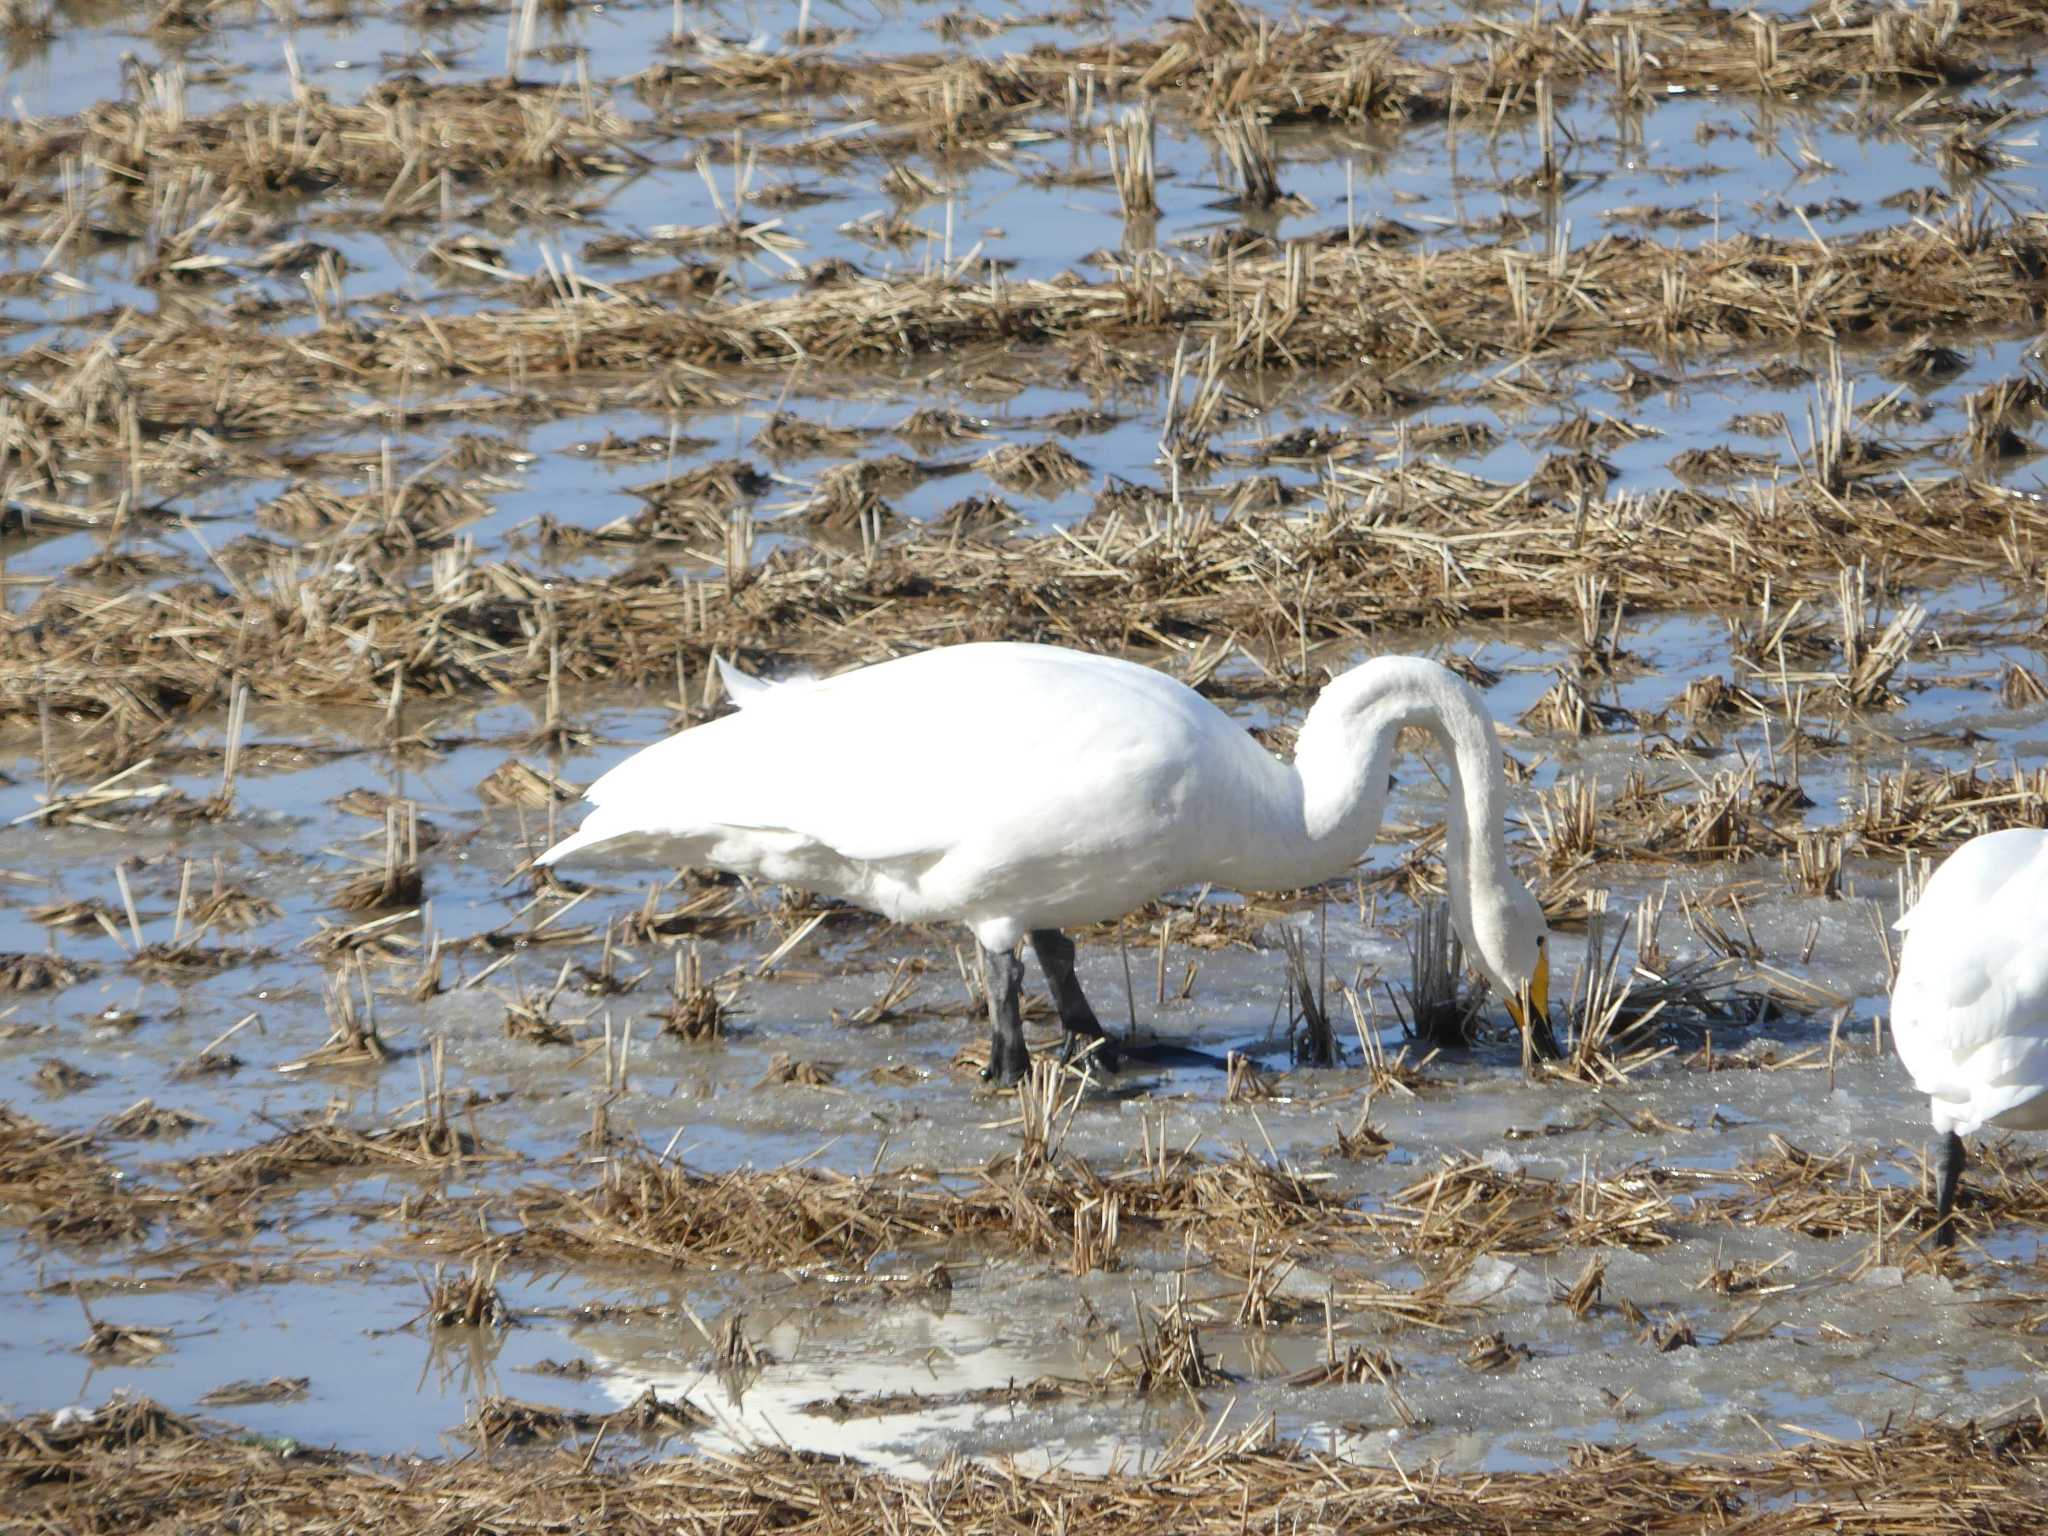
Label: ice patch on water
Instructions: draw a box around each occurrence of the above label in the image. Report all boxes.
[1447,1255,1544,1307]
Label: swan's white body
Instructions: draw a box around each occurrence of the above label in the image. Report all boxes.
[538,642,1545,1006]
[1892,828,2048,1136]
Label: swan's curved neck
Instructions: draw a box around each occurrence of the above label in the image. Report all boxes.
[1247,663,1514,921]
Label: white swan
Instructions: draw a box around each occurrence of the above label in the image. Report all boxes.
[1891,826,2048,1247]
[538,642,1552,1083]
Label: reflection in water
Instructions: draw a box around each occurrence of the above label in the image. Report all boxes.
[589,1301,1123,1474]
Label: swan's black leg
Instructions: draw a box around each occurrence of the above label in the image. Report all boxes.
[1030,929,1121,1071]
[980,944,1029,1087]
[1933,1131,1966,1250]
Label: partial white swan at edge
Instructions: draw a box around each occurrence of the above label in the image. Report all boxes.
[1890,827,2048,1247]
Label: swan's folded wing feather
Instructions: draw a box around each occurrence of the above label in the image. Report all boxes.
[539,642,1238,879]
[1958,1029,2048,1127]
[1892,832,2048,1125]
[1896,828,2048,933]
[564,703,962,864]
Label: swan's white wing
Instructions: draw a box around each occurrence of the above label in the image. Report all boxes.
[1891,828,2048,1134]
[539,643,1245,874]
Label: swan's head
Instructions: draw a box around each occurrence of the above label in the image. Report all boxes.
[1466,881,1550,1039]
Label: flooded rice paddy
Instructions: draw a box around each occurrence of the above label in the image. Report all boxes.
[6,0,2048,1527]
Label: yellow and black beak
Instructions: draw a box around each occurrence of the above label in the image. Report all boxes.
[1504,942,1558,1063]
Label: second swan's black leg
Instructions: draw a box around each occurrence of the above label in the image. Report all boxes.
[981,944,1029,1087]
[1030,929,1121,1071]
[1934,1130,1967,1250]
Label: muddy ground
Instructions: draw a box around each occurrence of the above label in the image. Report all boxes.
[5,0,2048,1528]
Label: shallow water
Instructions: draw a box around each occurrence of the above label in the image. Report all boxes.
[5,0,2046,537]
[5,586,2048,1469]
[6,0,2048,1486]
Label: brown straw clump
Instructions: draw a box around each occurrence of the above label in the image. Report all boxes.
[0,953,92,992]
[99,1099,207,1140]
[975,439,1090,495]
[34,1058,101,1095]
[1541,905,1676,1086]
[1216,112,1303,212]
[196,1377,309,1407]
[416,1260,513,1331]
[434,1133,1364,1277]
[76,1310,172,1363]
[183,881,281,936]
[276,970,400,1073]
[9,205,2044,509]
[627,0,2030,140]
[0,1107,163,1245]
[0,78,635,199]
[1100,1282,1226,1400]
[177,1094,495,1205]
[802,1377,1092,1422]
[652,945,732,1041]
[1533,766,1811,875]
[1965,373,2048,459]
[1103,104,1158,217]
[1381,1156,1677,1257]
[328,804,426,914]
[1673,1136,2048,1253]
[464,1388,708,1449]
[11,461,2048,734]
[2002,662,2048,710]
[1851,759,2048,854]
[478,759,580,809]
[503,980,576,1047]
[1279,922,1336,1067]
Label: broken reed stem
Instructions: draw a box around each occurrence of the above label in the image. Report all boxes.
[1217,111,1285,209]
[1279,923,1335,1068]
[215,682,248,810]
[113,864,144,951]
[1104,104,1157,217]
[1398,900,1477,1051]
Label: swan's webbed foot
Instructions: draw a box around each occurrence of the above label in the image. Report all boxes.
[1031,928,1121,1073]
[1057,1023,1120,1073]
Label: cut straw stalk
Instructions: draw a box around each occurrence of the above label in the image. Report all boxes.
[1104,104,1157,217]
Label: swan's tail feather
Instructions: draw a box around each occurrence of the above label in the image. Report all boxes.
[715,654,772,708]
[715,655,825,708]
[535,816,616,867]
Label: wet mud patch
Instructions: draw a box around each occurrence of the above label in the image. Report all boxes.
[4,0,2048,1505]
